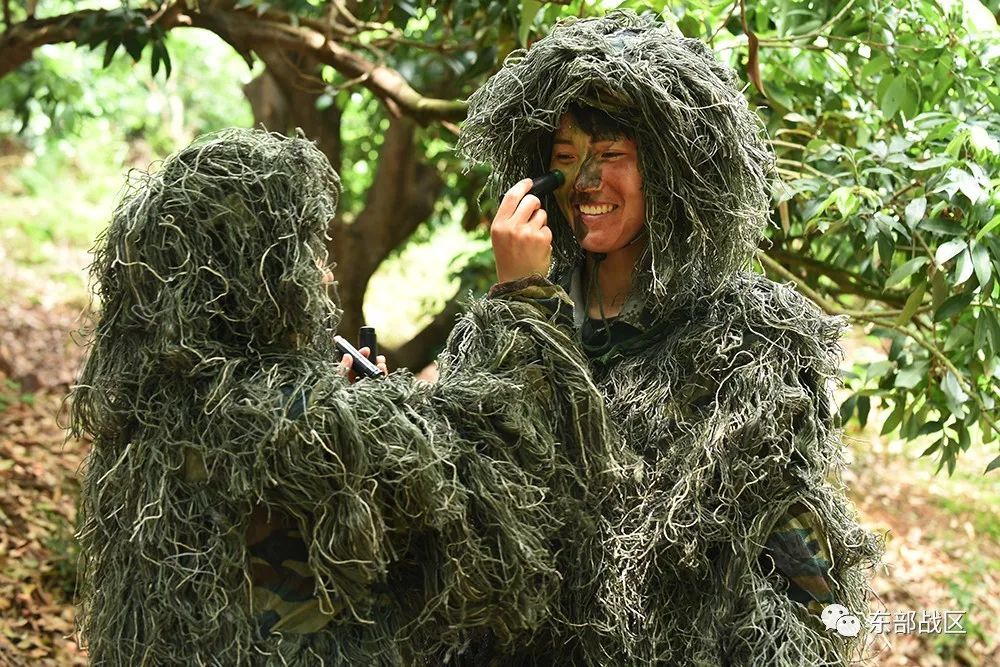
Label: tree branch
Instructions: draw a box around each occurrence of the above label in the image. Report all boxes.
[189,7,467,124]
[765,247,908,307]
[328,114,445,349]
[0,5,468,125]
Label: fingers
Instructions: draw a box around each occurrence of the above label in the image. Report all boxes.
[512,193,542,224]
[349,347,389,377]
[496,178,534,220]
[526,207,548,230]
[339,353,358,384]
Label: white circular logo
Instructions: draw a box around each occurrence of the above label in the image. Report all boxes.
[821,603,849,630]
[836,614,861,637]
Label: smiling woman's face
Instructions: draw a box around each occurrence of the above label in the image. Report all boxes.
[548,111,645,254]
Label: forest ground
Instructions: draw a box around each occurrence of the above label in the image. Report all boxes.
[0,231,997,667]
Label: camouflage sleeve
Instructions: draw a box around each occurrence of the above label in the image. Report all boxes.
[760,502,836,617]
[486,276,575,332]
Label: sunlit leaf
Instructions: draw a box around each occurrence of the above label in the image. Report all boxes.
[935,239,967,266]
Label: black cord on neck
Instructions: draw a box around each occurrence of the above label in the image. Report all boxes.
[581,251,615,355]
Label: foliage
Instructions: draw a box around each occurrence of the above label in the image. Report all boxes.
[1,0,998,472]
[714,0,1000,477]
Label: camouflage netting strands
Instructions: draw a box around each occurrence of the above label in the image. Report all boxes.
[457,10,774,313]
[72,129,622,665]
[457,11,881,666]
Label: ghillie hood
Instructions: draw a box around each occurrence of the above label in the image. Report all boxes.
[458,10,775,313]
[78,127,342,397]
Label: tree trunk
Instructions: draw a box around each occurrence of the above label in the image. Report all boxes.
[244,51,450,371]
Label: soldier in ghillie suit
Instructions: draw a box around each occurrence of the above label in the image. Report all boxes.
[71,129,624,665]
[456,10,882,666]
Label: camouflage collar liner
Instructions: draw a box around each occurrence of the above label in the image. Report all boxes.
[560,263,649,331]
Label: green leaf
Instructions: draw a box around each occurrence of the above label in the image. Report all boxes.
[904,197,926,228]
[861,53,889,79]
[150,40,165,78]
[896,281,927,325]
[954,248,974,285]
[920,218,966,236]
[958,425,971,452]
[838,394,856,425]
[975,313,990,352]
[977,214,1000,240]
[921,438,943,457]
[102,37,121,69]
[931,270,949,309]
[519,1,542,47]
[866,360,893,381]
[935,238,967,266]
[912,156,951,171]
[986,454,1000,474]
[934,291,974,321]
[957,171,984,204]
[886,256,929,287]
[941,370,970,405]
[881,401,904,435]
[876,233,894,269]
[857,395,871,428]
[895,359,929,389]
[918,421,944,437]
[988,311,1000,352]
[970,241,992,286]
[161,43,172,79]
[123,33,146,62]
[880,75,909,120]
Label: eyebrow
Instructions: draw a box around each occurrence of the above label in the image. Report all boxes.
[553,137,575,146]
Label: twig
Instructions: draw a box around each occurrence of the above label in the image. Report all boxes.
[708,1,739,46]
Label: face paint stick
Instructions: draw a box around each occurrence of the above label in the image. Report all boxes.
[335,335,385,379]
[359,326,378,358]
[528,170,565,198]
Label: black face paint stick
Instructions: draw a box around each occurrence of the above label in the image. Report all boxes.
[528,170,565,198]
[359,326,378,358]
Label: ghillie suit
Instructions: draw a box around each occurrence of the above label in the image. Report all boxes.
[72,129,623,665]
[458,10,882,666]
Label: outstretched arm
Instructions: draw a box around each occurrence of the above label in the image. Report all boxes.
[227,284,622,659]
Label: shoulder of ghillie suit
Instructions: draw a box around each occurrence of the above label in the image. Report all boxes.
[458,10,777,311]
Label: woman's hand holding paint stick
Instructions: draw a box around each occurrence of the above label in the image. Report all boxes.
[489,171,564,283]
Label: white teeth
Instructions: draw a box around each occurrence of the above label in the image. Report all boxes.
[579,204,617,215]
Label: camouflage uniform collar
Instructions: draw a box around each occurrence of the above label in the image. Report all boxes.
[561,261,651,332]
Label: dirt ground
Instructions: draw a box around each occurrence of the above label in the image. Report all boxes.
[0,295,997,666]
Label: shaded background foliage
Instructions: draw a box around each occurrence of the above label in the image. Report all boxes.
[0,1,998,664]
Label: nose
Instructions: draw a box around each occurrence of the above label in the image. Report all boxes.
[573,157,602,192]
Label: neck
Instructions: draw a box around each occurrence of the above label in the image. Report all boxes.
[583,236,647,319]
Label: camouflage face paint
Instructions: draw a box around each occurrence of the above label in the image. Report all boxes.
[548,112,645,254]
